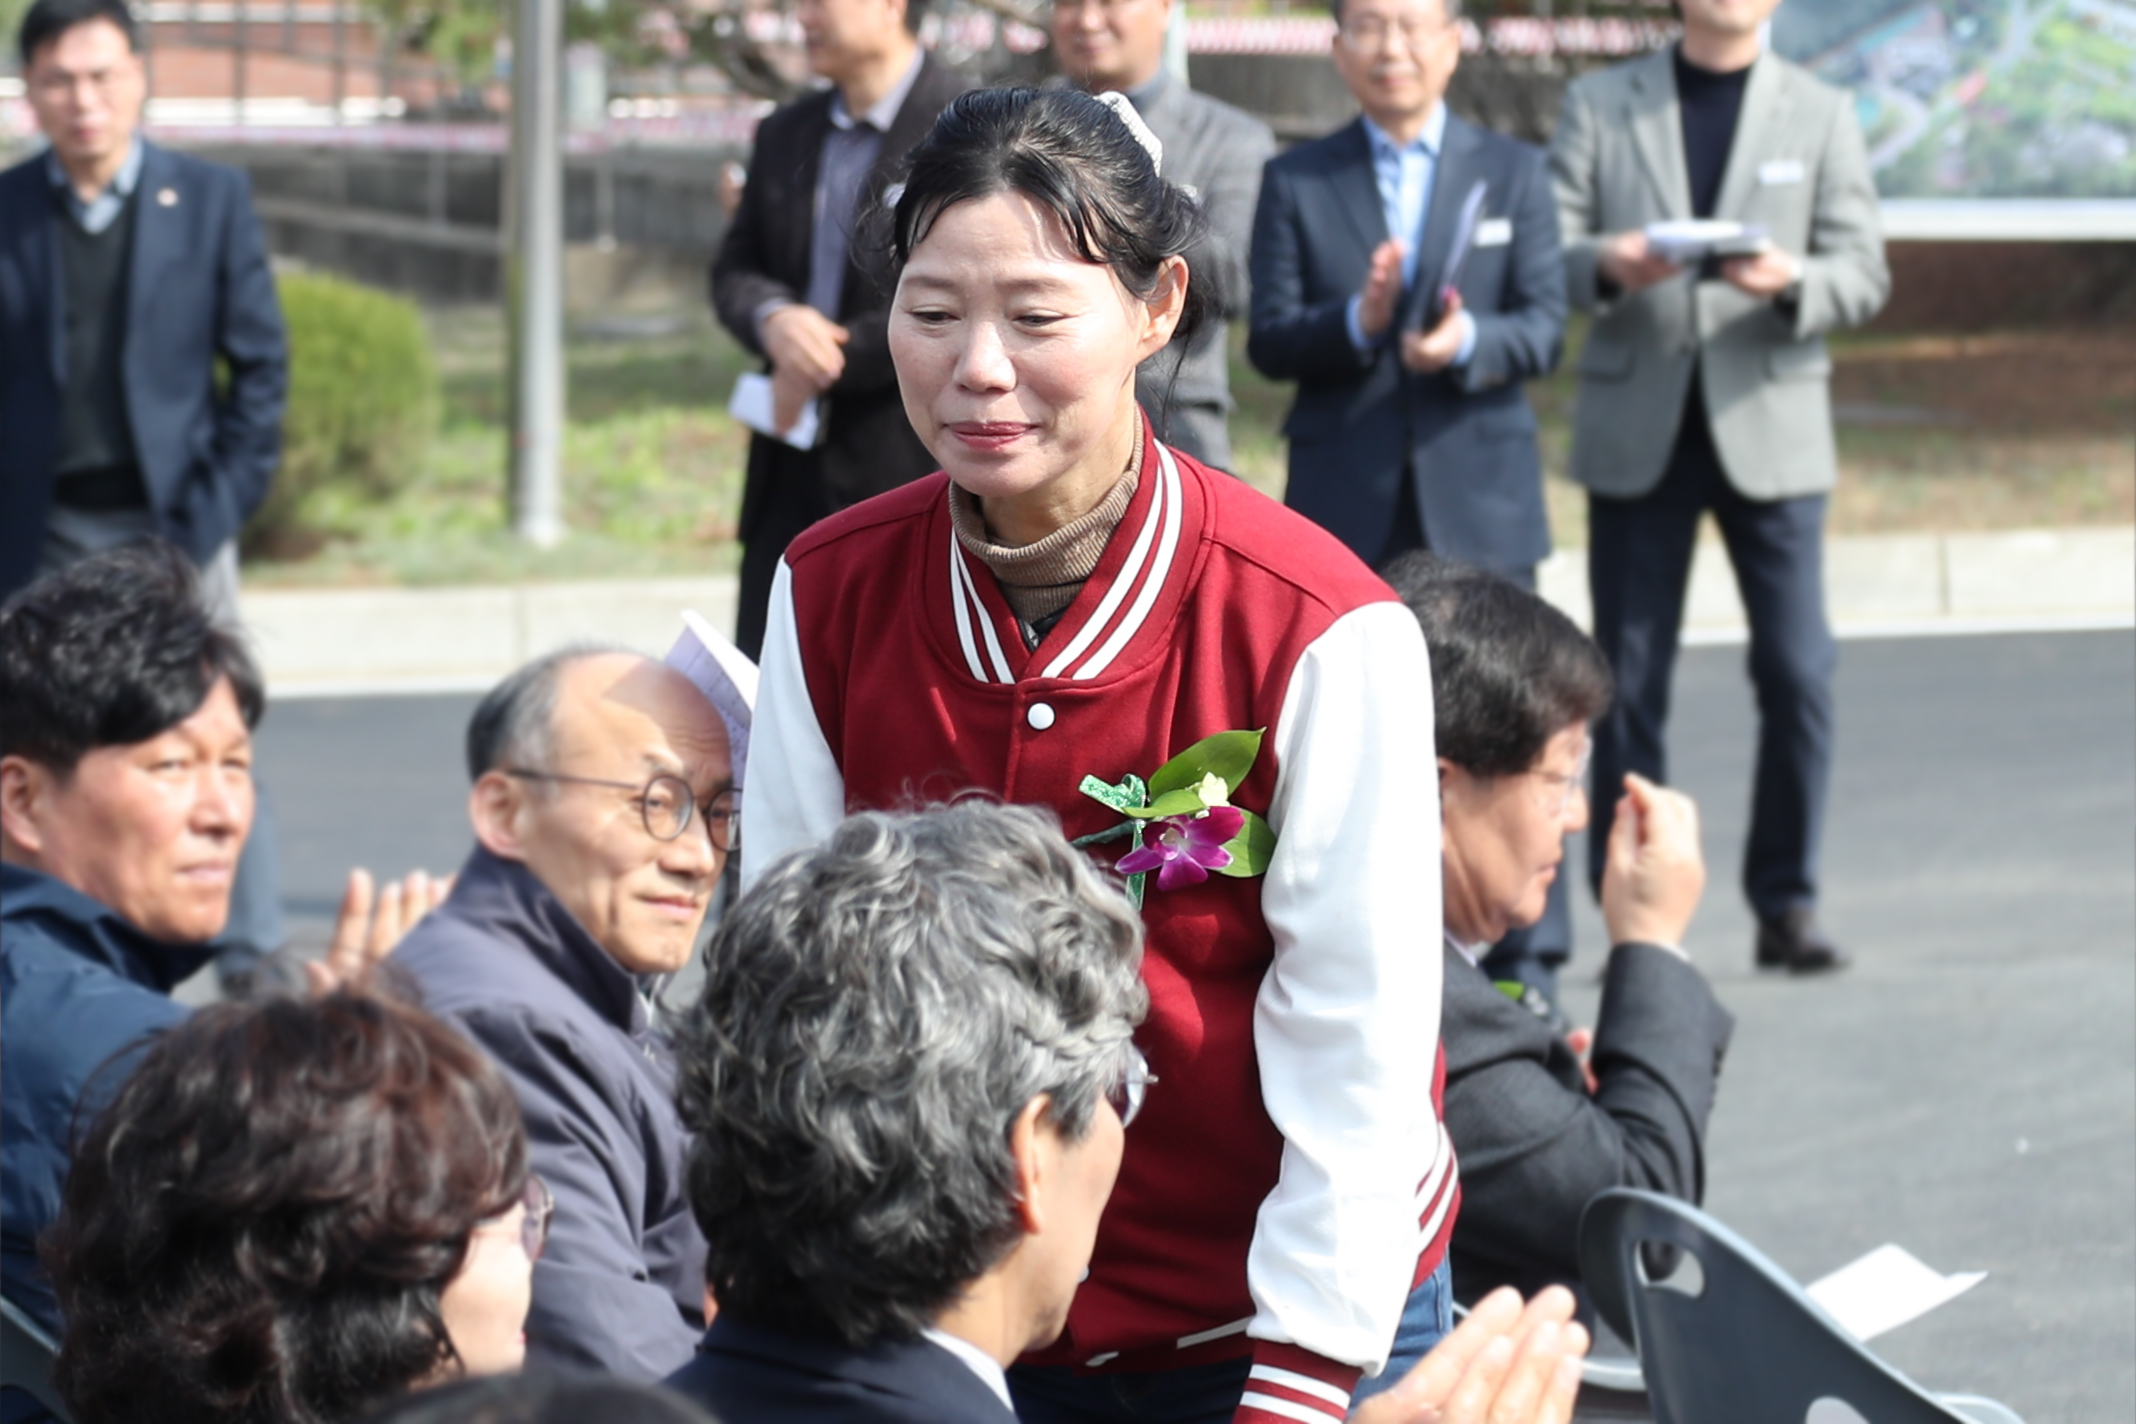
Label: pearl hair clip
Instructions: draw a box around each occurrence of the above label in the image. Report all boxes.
[1092,89,1164,178]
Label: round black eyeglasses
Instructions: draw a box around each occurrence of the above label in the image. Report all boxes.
[506,769,739,852]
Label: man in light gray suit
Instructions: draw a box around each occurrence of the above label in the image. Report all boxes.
[1052,0,1274,470]
[1550,0,1888,974]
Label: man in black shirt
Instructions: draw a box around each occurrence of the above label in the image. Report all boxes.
[1548,0,1888,975]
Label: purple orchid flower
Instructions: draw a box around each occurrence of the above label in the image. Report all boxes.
[1117,806,1246,891]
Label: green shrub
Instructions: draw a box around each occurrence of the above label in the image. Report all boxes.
[247,272,440,558]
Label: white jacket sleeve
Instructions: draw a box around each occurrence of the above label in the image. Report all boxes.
[1247,600,1446,1374]
[741,558,848,890]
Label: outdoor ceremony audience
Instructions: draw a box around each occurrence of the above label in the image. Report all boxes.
[666,802,1590,1424]
[42,990,537,1424]
[0,553,1623,1424]
[1,541,435,1395]
[1386,553,1736,1307]
[391,648,737,1379]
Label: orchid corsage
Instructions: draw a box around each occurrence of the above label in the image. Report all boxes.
[1073,730,1278,908]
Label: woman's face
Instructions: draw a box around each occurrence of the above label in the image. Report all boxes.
[1440,724,1592,946]
[438,1202,533,1377]
[890,190,1183,523]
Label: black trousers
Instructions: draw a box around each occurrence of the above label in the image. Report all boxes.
[734,441,836,662]
[1378,468,1572,983]
[1585,394,1837,925]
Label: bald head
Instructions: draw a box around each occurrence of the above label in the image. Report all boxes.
[468,650,734,976]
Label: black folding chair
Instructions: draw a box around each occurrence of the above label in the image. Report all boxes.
[1577,1188,2024,1424]
[1,1292,70,1423]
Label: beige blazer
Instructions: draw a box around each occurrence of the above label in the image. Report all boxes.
[1549,49,1889,500]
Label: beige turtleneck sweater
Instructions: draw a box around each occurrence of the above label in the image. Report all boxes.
[948,427,1144,644]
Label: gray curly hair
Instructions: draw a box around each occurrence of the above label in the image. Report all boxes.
[674,801,1149,1346]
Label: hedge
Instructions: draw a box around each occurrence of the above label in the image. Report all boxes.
[247,271,440,557]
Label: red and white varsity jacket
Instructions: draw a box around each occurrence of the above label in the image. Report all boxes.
[747,433,1459,1422]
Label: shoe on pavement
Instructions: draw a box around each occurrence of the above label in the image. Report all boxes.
[1756,909,1851,974]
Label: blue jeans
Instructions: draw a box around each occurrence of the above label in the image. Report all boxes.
[1010,1355,1254,1424]
[1348,1258,1456,1411]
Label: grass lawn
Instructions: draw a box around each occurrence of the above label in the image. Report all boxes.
[244,311,2133,589]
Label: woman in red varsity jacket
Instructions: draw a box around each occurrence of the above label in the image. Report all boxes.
[744,87,1457,1424]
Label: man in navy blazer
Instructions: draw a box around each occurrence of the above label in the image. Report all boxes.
[1250,0,1569,992]
[0,0,286,603]
[1248,0,1564,585]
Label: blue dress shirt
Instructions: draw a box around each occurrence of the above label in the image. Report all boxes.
[1344,106,1476,362]
[42,134,143,234]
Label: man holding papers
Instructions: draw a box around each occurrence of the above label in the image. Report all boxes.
[710,0,967,659]
[1550,0,1889,975]
[1247,0,1565,583]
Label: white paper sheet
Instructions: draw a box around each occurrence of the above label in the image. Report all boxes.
[1805,1243,1986,1342]
[728,371,820,451]
[1644,219,1772,264]
[663,610,758,788]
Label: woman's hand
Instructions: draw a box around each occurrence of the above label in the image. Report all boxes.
[1352,1286,1589,1424]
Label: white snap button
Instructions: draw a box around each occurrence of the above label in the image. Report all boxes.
[1027,702,1056,730]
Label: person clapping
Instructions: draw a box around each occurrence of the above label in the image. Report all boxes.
[1384,553,1736,1310]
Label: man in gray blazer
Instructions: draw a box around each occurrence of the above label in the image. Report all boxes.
[1550,0,1888,973]
[1052,0,1273,469]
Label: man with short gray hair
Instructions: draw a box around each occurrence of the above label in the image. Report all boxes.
[393,647,738,1379]
[666,802,1150,1424]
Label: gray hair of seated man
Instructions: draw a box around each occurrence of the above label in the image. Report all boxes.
[462,642,635,782]
[674,801,1148,1347]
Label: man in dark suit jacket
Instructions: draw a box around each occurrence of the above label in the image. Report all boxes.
[1385,554,1733,1315]
[710,0,967,659]
[0,0,286,604]
[1247,0,1564,583]
[663,805,1141,1424]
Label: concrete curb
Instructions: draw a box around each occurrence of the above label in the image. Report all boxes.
[245,527,2133,696]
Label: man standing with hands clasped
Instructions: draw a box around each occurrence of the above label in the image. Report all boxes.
[1550,0,1889,974]
[711,0,967,660]
[1247,0,1565,581]
[1247,0,1568,998]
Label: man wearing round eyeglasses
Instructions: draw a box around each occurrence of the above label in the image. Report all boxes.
[395,648,736,1381]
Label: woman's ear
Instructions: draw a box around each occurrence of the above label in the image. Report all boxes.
[469,771,530,862]
[1136,256,1190,360]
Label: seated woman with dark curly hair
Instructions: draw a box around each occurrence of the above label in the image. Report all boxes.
[42,989,547,1424]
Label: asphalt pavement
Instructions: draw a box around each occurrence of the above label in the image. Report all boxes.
[244,631,2135,1423]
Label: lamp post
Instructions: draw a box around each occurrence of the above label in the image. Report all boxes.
[507,0,565,547]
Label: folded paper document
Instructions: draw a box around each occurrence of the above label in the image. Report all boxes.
[1644,220,1772,265]
[664,610,758,788]
[729,372,820,451]
[1805,1243,1986,1342]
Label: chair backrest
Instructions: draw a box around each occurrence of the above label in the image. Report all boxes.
[1577,1189,1994,1424]
[1,1292,72,1423]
